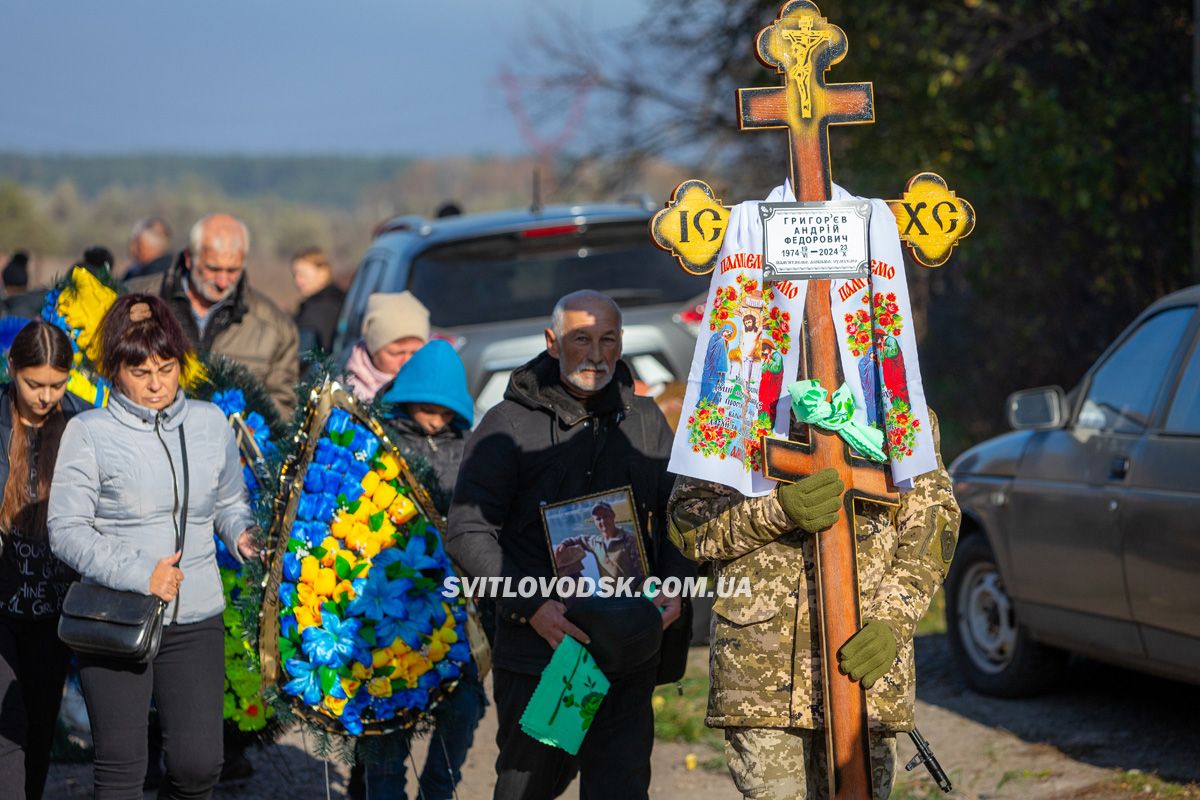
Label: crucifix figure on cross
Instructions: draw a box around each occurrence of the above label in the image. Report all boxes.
[660,2,965,799]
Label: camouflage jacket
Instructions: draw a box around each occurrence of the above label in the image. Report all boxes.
[667,412,960,732]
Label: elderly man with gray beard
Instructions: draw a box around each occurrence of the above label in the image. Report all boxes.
[126,213,299,418]
[446,290,693,800]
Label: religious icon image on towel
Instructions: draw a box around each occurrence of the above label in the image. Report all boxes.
[541,488,649,593]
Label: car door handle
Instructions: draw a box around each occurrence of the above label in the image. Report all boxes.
[1110,456,1130,480]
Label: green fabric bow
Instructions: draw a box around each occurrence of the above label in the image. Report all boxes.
[787,379,887,463]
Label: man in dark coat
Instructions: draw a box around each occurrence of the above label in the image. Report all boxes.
[446,290,692,800]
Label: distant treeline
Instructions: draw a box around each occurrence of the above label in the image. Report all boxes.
[0,154,413,210]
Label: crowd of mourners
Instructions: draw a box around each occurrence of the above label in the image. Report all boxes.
[0,205,959,800]
[0,212,500,800]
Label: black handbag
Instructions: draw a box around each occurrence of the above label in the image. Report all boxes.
[58,424,189,663]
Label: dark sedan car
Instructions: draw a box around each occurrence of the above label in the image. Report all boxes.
[947,284,1200,696]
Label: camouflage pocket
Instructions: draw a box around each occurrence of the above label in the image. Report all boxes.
[712,573,789,626]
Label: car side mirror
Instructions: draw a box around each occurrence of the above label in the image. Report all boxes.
[1007,386,1068,431]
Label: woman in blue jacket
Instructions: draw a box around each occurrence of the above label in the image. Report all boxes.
[48,295,259,800]
[0,321,88,800]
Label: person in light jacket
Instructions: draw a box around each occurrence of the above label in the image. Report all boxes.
[48,294,259,800]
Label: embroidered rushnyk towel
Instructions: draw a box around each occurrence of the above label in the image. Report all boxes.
[668,180,935,494]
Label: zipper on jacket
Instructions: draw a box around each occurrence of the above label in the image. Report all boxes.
[154,413,183,624]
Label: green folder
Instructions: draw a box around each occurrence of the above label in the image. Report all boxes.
[519,635,610,755]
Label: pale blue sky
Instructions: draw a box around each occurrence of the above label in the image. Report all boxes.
[0,0,644,155]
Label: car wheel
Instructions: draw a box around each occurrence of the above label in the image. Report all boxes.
[945,534,1068,697]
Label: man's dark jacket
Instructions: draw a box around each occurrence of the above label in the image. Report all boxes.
[295,283,345,356]
[127,252,299,417]
[122,253,172,283]
[446,351,692,675]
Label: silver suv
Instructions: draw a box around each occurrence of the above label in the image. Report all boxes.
[947,284,1200,695]
[332,203,704,419]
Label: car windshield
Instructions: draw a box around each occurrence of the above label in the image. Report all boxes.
[398,222,699,328]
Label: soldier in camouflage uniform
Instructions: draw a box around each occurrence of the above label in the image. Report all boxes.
[667,412,960,799]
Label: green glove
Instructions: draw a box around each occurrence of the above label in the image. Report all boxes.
[837,620,898,689]
[775,468,844,534]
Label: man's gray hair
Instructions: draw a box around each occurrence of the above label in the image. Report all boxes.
[551,290,623,337]
[130,217,171,248]
[189,214,250,256]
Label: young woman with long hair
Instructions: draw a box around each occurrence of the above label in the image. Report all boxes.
[0,320,88,800]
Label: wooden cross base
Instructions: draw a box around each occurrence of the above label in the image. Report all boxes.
[763,281,898,798]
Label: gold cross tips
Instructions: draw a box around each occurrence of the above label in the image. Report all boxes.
[885,172,975,267]
[650,180,731,275]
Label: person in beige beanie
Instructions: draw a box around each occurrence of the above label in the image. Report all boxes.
[344,291,430,401]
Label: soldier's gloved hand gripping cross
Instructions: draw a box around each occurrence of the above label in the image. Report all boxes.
[776,467,844,534]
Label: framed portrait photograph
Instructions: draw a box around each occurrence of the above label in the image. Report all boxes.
[540,487,649,588]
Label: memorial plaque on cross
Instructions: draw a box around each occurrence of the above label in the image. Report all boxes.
[650,2,975,798]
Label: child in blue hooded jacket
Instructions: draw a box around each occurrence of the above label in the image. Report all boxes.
[365,340,487,800]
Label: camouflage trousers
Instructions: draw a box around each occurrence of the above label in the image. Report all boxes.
[724,727,897,800]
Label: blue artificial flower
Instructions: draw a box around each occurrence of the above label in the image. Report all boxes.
[304,465,328,494]
[393,688,430,712]
[301,613,365,668]
[279,580,297,607]
[296,494,320,522]
[314,439,337,466]
[213,536,241,571]
[347,567,413,622]
[395,534,442,573]
[281,613,298,640]
[347,459,371,483]
[417,671,440,691]
[447,641,471,663]
[283,553,301,582]
[212,389,247,418]
[315,494,338,523]
[339,477,365,501]
[434,658,462,681]
[350,429,380,461]
[375,611,433,652]
[340,704,364,736]
[282,658,323,706]
[328,408,353,435]
[451,603,468,624]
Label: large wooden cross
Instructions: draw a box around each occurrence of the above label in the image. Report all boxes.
[651,2,974,798]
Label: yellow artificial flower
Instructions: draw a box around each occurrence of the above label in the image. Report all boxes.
[376,453,400,481]
[295,606,322,632]
[319,537,341,567]
[360,470,381,496]
[367,677,393,698]
[330,511,356,540]
[343,522,373,554]
[296,583,323,614]
[388,638,412,658]
[388,495,417,526]
[333,579,356,602]
[373,482,397,511]
[371,648,392,670]
[351,661,373,681]
[340,677,361,697]
[391,650,433,684]
[323,695,348,716]
[299,555,320,585]
[352,497,380,523]
[313,567,337,598]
